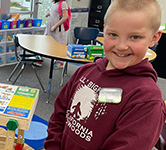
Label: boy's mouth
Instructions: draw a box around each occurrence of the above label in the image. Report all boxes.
[114,52,132,57]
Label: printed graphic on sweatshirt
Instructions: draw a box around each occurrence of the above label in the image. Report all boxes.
[66,76,107,142]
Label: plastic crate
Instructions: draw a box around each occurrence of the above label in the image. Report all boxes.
[34,28,45,35]
[6,43,15,53]
[6,53,16,64]
[67,44,87,58]
[0,31,6,42]
[7,30,19,41]
[24,19,33,27]
[17,19,25,28]
[0,44,6,54]
[33,18,42,27]
[86,45,104,60]
[9,21,18,29]
[0,54,6,66]
[0,20,10,30]
[21,28,33,34]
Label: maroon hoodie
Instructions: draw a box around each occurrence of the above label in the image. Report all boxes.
[44,57,166,150]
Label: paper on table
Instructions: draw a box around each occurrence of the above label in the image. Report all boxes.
[159,25,165,30]
[146,52,152,56]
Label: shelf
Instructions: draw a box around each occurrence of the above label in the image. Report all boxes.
[0,26,46,67]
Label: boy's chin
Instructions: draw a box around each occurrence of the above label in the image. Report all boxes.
[106,62,129,70]
[112,62,130,70]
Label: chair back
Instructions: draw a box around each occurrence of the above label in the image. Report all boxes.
[74,27,99,45]
[13,34,20,61]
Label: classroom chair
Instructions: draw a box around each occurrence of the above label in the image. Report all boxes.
[60,27,100,86]
[7,34,46,92]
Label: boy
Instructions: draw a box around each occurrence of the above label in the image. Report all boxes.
[44,0,166,149]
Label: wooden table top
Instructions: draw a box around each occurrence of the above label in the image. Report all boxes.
[17,34,93,64]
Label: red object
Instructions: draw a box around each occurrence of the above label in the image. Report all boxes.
[58,1,71,31]
[14,143,23,150]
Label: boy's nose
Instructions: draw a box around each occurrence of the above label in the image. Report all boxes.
[116,40,129,51]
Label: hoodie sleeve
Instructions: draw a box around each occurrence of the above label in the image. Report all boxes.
[100,100,166,150]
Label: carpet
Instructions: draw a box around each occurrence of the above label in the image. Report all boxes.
[0,114,48,150]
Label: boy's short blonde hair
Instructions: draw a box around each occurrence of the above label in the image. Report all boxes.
[104,0,161,33]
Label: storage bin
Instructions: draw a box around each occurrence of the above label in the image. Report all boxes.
[6,43,15,53]
[0,54,6,66]
[0,31,6,42]
[17,19,25,28]
[9,21,18,29]
[24,19,33,27]
[33,18,42,27]
[67,44,87,58]
[0,44,6,54]
[6,53,16,64]
[0,20,10,30]
[86,45,104,60]
[21,28,33,34]
[7,30,19,41]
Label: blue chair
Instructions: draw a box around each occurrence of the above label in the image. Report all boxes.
[60,27,100,86]
[74,27,100,45]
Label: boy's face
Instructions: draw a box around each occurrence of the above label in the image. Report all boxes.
[103,10,161,70]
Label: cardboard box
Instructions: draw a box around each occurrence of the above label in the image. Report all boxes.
[86,45,104,60]
[67,44,87,58]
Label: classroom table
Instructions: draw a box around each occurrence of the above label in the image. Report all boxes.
[17,34,93,103]
[17,34,156,103]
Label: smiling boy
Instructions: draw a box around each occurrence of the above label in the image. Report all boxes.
[44,0,166,149]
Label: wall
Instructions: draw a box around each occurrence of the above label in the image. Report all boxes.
[157,0,166,25]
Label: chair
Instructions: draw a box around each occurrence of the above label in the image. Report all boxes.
[7,34,46,92]
[60,27,100,86]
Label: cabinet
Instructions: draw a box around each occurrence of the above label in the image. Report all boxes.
[88,0,111,31]
[0,26,46,67]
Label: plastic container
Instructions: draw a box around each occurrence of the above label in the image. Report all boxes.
[0,54,6,66]
[9,21,18,29]
[6,53,16,64]
[86,45,104,60]
[33,18,42,27]
[6,43,15,53]
[67,44,87,59]
[7,30,19,41]
[0,44,6,54]
[17,19,25,28]
[24,19,33,28]
[0,20,10,30]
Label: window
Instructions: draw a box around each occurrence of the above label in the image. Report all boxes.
[10,0,34,18]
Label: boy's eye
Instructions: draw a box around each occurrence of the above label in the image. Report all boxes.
[109,33,118,37]
[131,36,140,40]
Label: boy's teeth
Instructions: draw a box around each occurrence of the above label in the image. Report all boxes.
[117,54,126,57]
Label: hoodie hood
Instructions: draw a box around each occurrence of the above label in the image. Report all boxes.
[95,57,158,82]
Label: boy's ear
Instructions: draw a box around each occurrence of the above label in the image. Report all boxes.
[149,30,162,47]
